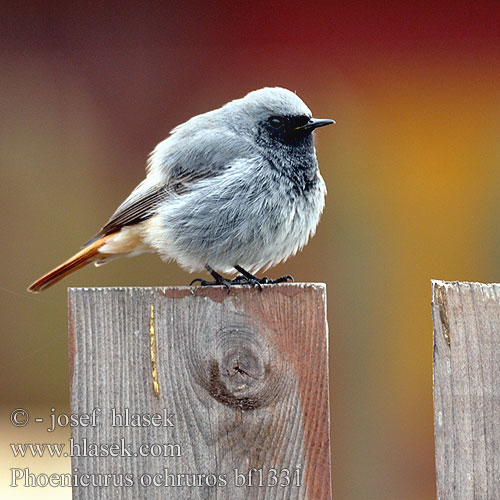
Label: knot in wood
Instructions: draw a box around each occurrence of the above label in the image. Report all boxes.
[199,323,283,411]
[222,346,262,383]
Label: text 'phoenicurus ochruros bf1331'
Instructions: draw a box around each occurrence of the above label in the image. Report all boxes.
[28,87,334,292]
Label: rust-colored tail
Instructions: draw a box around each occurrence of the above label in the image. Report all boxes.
[28,235,113,293]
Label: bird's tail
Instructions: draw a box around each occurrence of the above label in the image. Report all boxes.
[28,235,113,293]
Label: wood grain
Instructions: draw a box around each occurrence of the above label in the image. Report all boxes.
[432,280,500,500]
[68,284,331,499]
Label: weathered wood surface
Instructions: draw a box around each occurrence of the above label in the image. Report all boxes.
[432,280,500,500]
[68,284,331,500]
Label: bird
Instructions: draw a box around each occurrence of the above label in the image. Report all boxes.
[28,87,334,292]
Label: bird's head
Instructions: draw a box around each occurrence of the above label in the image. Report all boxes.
[222,87,334,150]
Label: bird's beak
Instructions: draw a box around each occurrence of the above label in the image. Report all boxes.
[296,118,335,131]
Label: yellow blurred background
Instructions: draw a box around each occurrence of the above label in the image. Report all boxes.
[1,1,499,499]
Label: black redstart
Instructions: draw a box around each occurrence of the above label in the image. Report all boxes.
[28,87,334,292]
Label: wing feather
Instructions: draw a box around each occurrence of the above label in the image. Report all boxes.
[83,181,168,246]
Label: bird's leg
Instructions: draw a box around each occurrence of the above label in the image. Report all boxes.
[190,264,233,292]
[233,265,294,288]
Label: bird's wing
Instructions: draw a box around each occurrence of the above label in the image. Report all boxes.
[84,128,250,247]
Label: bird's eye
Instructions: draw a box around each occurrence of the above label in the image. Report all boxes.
[269,116,284,129]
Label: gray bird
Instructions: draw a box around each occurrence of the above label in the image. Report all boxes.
[28,87,334,292]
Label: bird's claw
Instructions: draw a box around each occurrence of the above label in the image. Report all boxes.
[232,266,295,289]
[190,265,294,294]
[270,275,294,284]
[231,275,263,291]
[190,270,233,293]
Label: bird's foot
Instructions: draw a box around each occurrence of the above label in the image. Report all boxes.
[190,265,234,293]
[189,265,295,294]
[268,274,294,284]
[233,265,294,291]
[230,274,265,291]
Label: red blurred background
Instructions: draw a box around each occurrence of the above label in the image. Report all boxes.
[1,1,499,498]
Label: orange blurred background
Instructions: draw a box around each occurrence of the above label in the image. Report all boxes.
[1,1,499,499]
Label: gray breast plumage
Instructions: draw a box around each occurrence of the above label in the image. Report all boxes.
[146,151,326,274]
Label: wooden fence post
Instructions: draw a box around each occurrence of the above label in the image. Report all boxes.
[432,280,500,500]
[68,284,331,500]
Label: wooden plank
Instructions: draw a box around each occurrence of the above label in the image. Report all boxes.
[432,280,500,500]
[68,284,331,500]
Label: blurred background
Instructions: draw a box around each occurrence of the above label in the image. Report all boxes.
[1,1,499,498]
